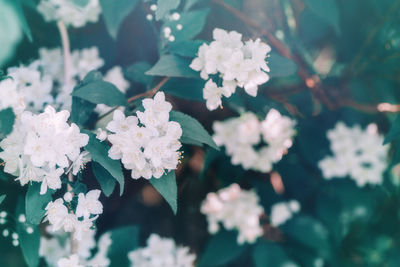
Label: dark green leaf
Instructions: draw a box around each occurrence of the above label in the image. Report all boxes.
[149,171,177,214]
[304,0,340,34]
[13,0,32,42]
[92,162,116,197]
[125,62,153,85]
[168,40,204,58]
[108,225,140,267]
[0,107,15,138]
[384,114,400,144]
[163,77,204,101]
[156,0,181,20]
[163,9,209,42]
[170,111,219,150]
[146,55,198,78]
[0,195,5,205]
[84,131,125,195]
[252,240,291,267]
[99,0,139,39]
[72,80,127,107]
[70,96,96,126]
[25,183,52,225]
[198,230,248,267]
[268,52,298,77]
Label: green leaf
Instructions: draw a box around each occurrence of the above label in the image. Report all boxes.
[70,96,96,126]
[25,183,52,225]
[146,55,198,78]
[92,162,116,197]
[282,215,331,259]
[162,9,209,42]
[16,198,40,267]
[99,0,139,39]
[304,0,340,34]
[198,230,248,267]
[108,225,140,267]
[384,114,400,144]
[163,77,204,101]
[0,1,23,65]
[170,111,219,150]
[13,0,32,42]
[156,0,181,20]
[84,131,125,195]
[149,171,177,214]
[0,107,15,138]
[252,240,292,267]
[168,40,204,58]
[125,61,153,85]
[0,195,5,205]
[72,80,127,107]
[268,52,298,77]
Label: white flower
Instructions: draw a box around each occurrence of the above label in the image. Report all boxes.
[270,200,300,227]
[201,184,264,244]
[74,47,104,79]
[76,190,103,219]
[318,122,389,187]
[190,28,271,110]
[128,234,195,267]
[0,78,26,114]
[212,109,296,173]
[104,66,129,93]
[37,0,101,28]
[57,254,83,267]
[44,199,69,231]
[106,92,182,180]
[96,128,108,142]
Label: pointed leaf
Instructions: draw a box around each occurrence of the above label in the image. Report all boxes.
[149,171,177,214]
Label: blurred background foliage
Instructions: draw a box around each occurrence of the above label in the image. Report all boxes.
[1,0,400,266]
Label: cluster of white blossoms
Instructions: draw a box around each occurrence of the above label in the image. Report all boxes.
[128,234,196,267]
[0,106,89,194]
[40,229,111,267]
[105,92,182,179]
[190,28,271,110]
[4,46,105,112]
[200,184,264,244]
[44,190,103,241]
[37,0,101,28]
[213,109,296,173]
[318,122,389,187]
[269,200,300,227]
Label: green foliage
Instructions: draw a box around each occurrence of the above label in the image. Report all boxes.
[108,225,139,267]
[84,131,125,195]
[25,183,52,225]
[125,62,153,85]
[252,240,292,267]
[11,0,32,42]
[146,54,198,78]
[149,171,178,214]
[384,114,400,144]
[92,162,117,197]
[198,230,248,267]
[170,110,218,150]
[168,40,203,58]
[268,52,298,77]
[99,0,139,39]
[304,0,340,34]
[0,107,15,138]
[0,195,5,205]
[156,0,181,20]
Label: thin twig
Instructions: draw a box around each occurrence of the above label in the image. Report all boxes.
[127,77,170,103]
[57,21,72,88]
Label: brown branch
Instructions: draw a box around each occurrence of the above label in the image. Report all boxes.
[127,77,170,103]
[212,0,335,110]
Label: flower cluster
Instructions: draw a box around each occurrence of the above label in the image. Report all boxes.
[0,106,89,194]
[269,200,300,227]
[5,46,105,112]
[37,0,101,28]
[213,109,296,173]
[190,28,271,110]
[318,122,389,187]
[128,234,196,267]
[105,92,182,179]
[40,229,111,267]
[44,190,103,241]
[200,184,264,244]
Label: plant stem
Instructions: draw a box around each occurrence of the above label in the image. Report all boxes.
[57,21,72,88]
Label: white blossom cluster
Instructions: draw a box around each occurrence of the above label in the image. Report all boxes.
[213,109,296,173]
[200,183,264,244]
[105,92,182,179]
[128,234,196,267]
[190,28,271,110]
[4,46,106,112]
[318,122,389,187]
[269,200,300,227]
[40,229,111,267]
[37,0,101,28]
[0,106,89,194]
[44,190,103,241]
